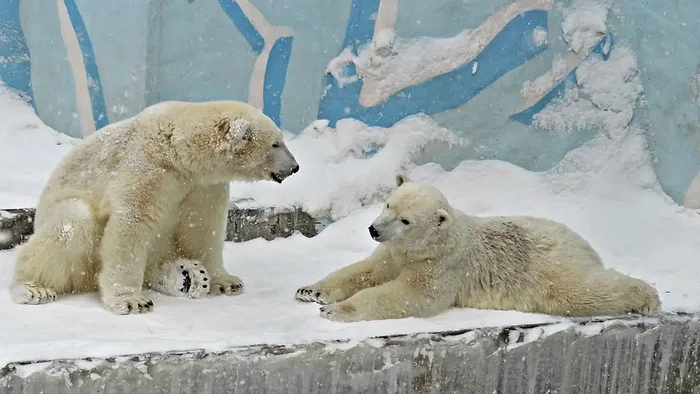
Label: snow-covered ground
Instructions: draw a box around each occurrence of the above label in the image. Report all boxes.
[1,77,700,366]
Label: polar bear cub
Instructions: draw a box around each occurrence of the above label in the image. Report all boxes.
[296,173,661,322]
[12,100,299,315]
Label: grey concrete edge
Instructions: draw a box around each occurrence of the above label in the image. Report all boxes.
[2,312,699,393]
[0,206,321,250]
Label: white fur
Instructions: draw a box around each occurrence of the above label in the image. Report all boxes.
[12,100,299,315]
[297,173,661,322]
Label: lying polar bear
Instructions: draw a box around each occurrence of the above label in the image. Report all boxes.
[296,173,661,322]
[12,100,299,315]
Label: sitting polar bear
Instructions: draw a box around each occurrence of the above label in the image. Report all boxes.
[296,173,661,322]
[12,100,299,315]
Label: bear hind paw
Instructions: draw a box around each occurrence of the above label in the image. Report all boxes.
[11,282,57,305]
[151,259,210,299]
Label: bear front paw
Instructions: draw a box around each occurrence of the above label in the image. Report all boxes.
[104,294,154,315]
[319,302,359,322]
[295,286,335,305]
[210,274,244,296]
[150,259,210,299]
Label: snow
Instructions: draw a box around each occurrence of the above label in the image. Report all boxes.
[533,45,642,138]
[520,0,612,109]
[1,93,700,365]
[232,114,464,220]
[324,48,358,88]
[560,0,609,54]
[0,215,562,366]
[532,26,548,46]
[0,230,11,244]
[0,83,78,209]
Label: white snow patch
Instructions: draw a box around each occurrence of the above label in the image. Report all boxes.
[504,323,576,350]
[443,331,478,343]
[533,26,548,46]
[520,0,611,107]
[534,45,642,137]
[0,230,11,244]
[0,85,77,208]
[13,362,53,378]
[324,340,362,353]
[325,48,358,88]
[230,114,464,220]
[561,0,609,54]
[0,210,17,219]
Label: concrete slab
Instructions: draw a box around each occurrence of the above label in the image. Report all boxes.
[0,206,318,250]
[0,313,698,394]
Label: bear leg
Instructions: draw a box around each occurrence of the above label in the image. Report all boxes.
[296,246,398,305]
[12,198,99,305]
[320,265,458,322]
[175,183,244,296]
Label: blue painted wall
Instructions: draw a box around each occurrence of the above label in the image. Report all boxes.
[0,0,699,209]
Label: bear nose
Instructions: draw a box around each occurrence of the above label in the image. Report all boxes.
[368,225,380,239]
[292,164,300,174]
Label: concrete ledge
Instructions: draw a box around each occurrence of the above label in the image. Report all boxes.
[0,207,318,250]
[0,313,698,394]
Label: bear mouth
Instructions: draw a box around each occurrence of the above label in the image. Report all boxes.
[270,172,283,184]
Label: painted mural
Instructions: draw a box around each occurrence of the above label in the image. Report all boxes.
[0,0,699,209]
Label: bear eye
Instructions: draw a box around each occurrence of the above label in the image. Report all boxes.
[401,218,410,225]
[386,203,389,208]
[272,142,280,148]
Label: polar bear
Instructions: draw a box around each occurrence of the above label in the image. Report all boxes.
[296,173,661,322]
[11,100,299,315]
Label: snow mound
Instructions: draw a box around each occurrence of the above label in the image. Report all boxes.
[230,114,465,220]
[0,85,77,208]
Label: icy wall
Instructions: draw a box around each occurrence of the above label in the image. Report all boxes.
[0,0,698,208]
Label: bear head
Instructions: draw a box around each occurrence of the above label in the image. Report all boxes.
[368,172,455,249]
[168,101,299,184]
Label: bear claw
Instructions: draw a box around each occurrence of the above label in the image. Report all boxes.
[106,294,154,315]
[209,274,244,296]
[11,282,58,305]
[295,286,333,305]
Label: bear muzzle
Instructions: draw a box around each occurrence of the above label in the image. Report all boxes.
[270,164,300,184]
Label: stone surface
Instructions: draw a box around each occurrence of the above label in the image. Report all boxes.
[0,209,34,251]
[0,207,318,250]
[0,313,698,394]
[227,206,317,242]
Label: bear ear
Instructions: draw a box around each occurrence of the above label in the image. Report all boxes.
[437,208,453,229]
[395,171,410,187]
[228,117,253,141]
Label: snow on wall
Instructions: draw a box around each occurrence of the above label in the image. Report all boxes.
[0,0,699,209]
